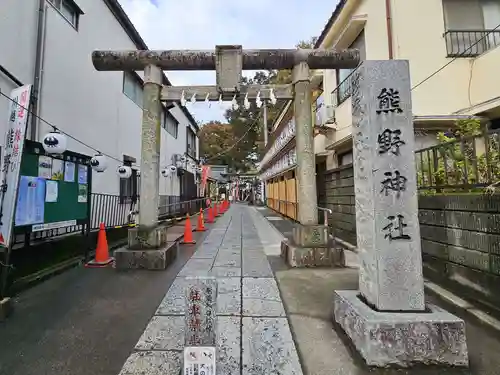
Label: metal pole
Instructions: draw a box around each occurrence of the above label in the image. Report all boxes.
[138,65,162,231]
[293,62,318,225]
[263,101,268,146]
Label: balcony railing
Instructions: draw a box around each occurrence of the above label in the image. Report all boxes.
[331,71,354,108]
[444,29,500,57]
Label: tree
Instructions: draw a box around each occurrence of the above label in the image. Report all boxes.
[198,122,250,172]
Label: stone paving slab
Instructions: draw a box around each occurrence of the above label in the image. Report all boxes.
[213,255,241,268]
[177,259,213,277]
[242,258,274,278]
[210,266,241,278]
[242,278,286,317]
[242,317,303,375]
[217,316,241,375]
[135,316,184,350]
[217,278,242,316]
[155,277,189,316]
[119,351,182,375]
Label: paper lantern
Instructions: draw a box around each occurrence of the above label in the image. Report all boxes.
[90,154,107,172]
[117,165,132,178]
[42,131,67,154]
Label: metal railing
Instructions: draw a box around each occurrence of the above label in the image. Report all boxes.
[15,194,207,245]
[331,70,355,108]
[444,29,500,57]
[416,129,500,191]
[317,206,332,227]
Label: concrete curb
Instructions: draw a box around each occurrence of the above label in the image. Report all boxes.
[424,280,500,335]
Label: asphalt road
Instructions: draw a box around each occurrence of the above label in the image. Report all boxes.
[0,231,205,375]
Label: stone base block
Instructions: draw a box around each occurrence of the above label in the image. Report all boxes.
[114,242,178,270]
[127,226,168,250]
[280,239,345,268]
[292,224,329,248]
[333,290,469,368]
[0,297,12,321]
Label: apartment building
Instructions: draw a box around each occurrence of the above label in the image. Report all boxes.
[259,0,500,219]
[0,0,200,205]
[315,0,500,169]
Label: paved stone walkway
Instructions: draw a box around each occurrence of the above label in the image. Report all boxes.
[119,204,303,375]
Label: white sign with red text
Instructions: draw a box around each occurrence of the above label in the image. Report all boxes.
[0,85,32,247]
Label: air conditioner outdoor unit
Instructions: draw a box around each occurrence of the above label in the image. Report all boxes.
[325,105,336,124]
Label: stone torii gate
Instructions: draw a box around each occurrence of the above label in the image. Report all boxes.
[91,46,360,269]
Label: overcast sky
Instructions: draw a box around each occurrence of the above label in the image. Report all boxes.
[118,0,337,124]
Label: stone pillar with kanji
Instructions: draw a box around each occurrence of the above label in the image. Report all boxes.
[333,60,468,368]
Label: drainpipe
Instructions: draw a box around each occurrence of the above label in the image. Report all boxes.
[385,0,394,59]
[30,0,48,140]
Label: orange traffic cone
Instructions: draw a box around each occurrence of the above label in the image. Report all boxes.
[214,203,219,217]
[196,208,206,231]
[86,223,114,268]
[181,214,196,244]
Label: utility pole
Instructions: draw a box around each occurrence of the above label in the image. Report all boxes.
[91,46,359,270]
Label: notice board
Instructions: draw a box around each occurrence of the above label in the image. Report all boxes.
[14,140,92,232]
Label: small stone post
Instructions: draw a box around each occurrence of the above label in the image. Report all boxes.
[333,60,468,367]
[183,278,217,375]
[293,62,317,226]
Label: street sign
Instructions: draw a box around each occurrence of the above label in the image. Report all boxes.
[183,346,216,375]
[0,85,32,247]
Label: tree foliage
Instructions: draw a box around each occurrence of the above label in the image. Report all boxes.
[199,36,318,173]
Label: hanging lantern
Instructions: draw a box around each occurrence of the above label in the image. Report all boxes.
[42,131,67,154]
[180,155,187,163]
[161,167,170,177]
[117,165,132,178]
[90,154,107,173]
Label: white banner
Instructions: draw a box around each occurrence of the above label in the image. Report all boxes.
[0,85,32,247]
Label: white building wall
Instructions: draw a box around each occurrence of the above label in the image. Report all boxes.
[0,0,198,201]
[0,0,38,144]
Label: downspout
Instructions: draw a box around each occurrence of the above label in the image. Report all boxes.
[385,0,394,59]
[30,0,48,140]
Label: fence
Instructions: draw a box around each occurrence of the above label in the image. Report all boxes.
[415,129,500,192]
[13,193,206,246]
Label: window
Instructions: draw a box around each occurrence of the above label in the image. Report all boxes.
[339,151,353,166]
[119,167,139,204]
[186,127,197,158]
[163,109,179,138]
[123,72,143,107]
[48,0,81,28]
[334,30,366,105]
[443,0,500,56]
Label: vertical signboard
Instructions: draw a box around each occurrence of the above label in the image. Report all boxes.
[0,85,32,247]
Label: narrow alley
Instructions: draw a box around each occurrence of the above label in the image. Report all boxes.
[2,204,500,375]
